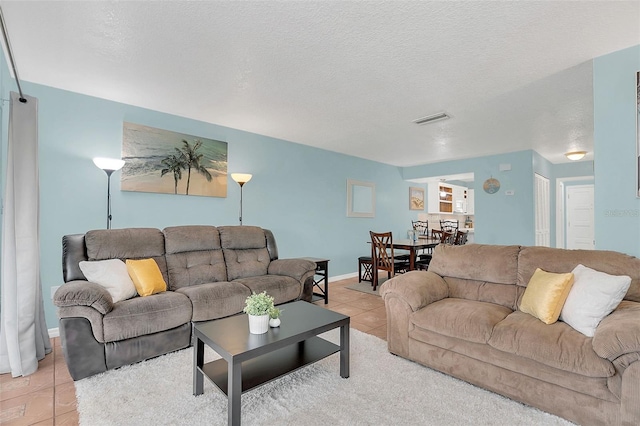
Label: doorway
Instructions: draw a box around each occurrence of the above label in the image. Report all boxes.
[565,184,595,249]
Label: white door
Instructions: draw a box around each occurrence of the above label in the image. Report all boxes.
[534,174,550,247]
[566,185,595,250]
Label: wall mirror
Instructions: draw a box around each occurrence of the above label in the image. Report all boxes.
[347,179,375,218]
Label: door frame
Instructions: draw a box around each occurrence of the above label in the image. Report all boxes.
[555,176,594,249]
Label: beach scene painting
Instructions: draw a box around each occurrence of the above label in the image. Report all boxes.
[121,122,228,197]
[409,187,425,210]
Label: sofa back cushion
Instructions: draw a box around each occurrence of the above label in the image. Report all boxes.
[218,226,270,280]
[163,226,227,290]
[517,246,640,303]
[428,244,521,309]
[85,228,168,284]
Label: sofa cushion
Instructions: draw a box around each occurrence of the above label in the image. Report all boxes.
[78,259,137,303]
[163,226,228,289]
[519,268,574,325]
[219,225,267,250]
[560,264,631,337]
[444,277,519,310]
[85,228,169,284]
[102,291,192,342]
[410,299,512,344]
[517,246,640,303]
[488,310,614,378]
[163,225,221,254]
[126,258,167,297]
[176,281,251,322]
[233,275,301,305]
[428,244,520,285]
[219,226,270,280]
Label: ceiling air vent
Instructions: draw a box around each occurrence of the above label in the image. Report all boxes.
[413,112,450,125]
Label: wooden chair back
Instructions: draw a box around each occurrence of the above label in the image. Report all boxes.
[411,220,429,236]
[369,231,398,290]
[441,231,456,245]
[440,219,459,233]
[454,230,468,245]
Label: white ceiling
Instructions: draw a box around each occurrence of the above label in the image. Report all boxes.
[2,1,639,167]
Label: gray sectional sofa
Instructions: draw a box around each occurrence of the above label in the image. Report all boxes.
[381,244,640,426]
[54,225,317,380]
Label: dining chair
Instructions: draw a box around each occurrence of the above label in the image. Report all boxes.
[411,220,429,237]
[440,219,459,233]
[416,229,451,270]
[441,230,456,245]
[369,231,409,291]
[454,230,468,245]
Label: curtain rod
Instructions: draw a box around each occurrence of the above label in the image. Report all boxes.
[0,6,26,103]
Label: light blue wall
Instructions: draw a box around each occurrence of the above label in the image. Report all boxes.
[402,150,536,245]
[554,161,594,179]
[0,78,417,329]
[593,45,640,256]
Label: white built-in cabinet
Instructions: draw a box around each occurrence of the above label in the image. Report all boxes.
[428,182,474,214]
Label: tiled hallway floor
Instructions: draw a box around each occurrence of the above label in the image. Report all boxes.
[0,276,386,425]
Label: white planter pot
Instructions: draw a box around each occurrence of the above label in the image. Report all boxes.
[269,318,281,328]
[248,314,270,334]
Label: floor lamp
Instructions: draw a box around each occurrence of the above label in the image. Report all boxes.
[93,157,125,229]
[231,173,252,225]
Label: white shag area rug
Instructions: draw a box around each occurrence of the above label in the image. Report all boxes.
[75,329,572,426]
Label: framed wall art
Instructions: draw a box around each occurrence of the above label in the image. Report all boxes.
[409,187,425,210]
[121,122,228,197]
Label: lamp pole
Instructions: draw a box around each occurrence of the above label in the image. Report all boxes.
[238,181,245,226]
[105,169,114,229]
[231,173,252,226]
[93,157,125,230]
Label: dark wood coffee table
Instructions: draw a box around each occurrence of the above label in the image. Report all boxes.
[192,301,350,425]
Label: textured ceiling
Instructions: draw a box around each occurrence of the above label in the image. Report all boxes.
[2,1,639,167]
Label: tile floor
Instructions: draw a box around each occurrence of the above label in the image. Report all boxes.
[0,276,385,425]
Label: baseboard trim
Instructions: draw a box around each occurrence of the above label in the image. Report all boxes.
[48,327,59,338]
[329,272,358,282]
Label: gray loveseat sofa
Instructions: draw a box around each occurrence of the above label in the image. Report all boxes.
[381,244,640,426]
[54,225,317,381]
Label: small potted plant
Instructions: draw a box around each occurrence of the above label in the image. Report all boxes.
[243,291,274,334]
[269,307,282,328]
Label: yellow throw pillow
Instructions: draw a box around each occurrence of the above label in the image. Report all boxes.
[126,258,167,297]
[519,268,574,325]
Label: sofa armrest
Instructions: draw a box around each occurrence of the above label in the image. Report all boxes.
[593,301,640,360]
[268,258,317,283]
[380,270,448,312]
[53,281,114,315]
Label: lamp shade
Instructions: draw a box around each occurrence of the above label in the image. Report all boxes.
[565,151,587,161]
[93,157,125,171]
[231,173,252,184]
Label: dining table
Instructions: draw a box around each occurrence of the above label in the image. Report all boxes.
[392,237,440,270]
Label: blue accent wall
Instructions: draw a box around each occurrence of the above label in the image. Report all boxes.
[593,45,640,256]
[0,78,418,328]
[402,150,536,246]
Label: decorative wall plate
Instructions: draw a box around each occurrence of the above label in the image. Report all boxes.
[483,177,500,194]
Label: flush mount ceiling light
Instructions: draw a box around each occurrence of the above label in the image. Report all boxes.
[413,112,450,125]
[565,151,587,161]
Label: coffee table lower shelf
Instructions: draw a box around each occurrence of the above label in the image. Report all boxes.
[200,336,340,395]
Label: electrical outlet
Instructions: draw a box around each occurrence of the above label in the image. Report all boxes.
[51,286,60,299]
[505,190,515,196]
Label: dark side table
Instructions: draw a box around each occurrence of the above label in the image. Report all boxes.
[301,257,329,304]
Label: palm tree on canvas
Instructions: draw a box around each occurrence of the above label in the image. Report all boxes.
[175,139,212,195]
[160,154,184,194]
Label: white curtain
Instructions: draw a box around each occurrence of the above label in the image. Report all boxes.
[0,92,51,377]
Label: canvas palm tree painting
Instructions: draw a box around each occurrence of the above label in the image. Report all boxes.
[121,122,228,197]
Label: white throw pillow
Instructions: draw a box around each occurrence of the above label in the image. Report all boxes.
[79,259,138,303]
[559,264,631,337]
